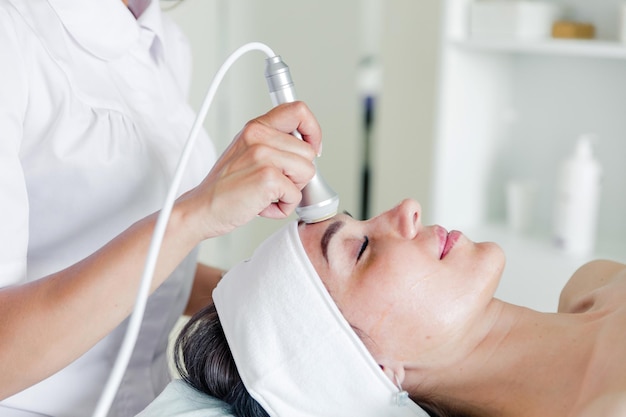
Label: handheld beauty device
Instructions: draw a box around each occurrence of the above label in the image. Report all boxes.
[265,56,339,223]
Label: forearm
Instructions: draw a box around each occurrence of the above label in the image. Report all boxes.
[0,205,201,399]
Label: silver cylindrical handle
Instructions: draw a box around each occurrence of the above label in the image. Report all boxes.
[264,56,339,223]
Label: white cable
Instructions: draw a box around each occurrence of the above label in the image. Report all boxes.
[92,41,276,417]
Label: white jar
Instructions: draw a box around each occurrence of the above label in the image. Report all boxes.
[553,135,602,256]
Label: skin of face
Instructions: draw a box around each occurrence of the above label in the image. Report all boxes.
[298,199,505,378]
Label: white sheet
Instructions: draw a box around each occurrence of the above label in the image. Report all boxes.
[136,379,234,417]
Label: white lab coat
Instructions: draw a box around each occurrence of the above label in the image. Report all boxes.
[0,0,216,415]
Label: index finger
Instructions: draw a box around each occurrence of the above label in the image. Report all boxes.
[256,101,322,155]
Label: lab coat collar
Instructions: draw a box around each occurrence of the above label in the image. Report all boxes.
[135,0,167,62]
[46,0,165,62]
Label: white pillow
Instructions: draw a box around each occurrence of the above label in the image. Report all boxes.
[136,379,234,417]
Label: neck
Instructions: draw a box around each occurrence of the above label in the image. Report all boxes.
[409,301,598,417]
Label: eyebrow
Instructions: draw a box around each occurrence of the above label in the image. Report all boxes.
[321,220,345,263]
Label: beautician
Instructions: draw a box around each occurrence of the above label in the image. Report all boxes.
[0,1,320,416]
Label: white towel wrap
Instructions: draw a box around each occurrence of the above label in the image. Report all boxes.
[213,221,429,417]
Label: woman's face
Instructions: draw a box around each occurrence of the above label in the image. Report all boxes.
[298,199,505,369]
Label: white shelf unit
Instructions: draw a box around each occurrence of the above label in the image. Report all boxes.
[451,38,626,59]
[432,0,626,311]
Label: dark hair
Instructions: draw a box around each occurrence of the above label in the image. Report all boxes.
[174,303,465,417]
[174,303,269,417]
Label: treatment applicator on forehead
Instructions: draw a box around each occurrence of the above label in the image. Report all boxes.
[213,221,429,417]
[265,56,339,224]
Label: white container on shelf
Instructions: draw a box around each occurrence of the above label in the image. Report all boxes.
[506,179,536,234]
[553,135,602,257]
[469,0,563,40]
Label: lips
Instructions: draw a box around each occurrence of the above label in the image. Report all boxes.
[439,228,461,259]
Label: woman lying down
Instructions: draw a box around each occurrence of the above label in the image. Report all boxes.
[138,199,626,417]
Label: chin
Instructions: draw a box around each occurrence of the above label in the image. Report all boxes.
[472,241,505,284]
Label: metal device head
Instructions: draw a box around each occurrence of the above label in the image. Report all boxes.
[265,55,339,223]
[296,172,340,223]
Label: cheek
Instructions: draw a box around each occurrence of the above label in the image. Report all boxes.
[350,265,446,355]
[362,271,473,355]
[356,261,431,319]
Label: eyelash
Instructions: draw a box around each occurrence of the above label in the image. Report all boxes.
[357,236,369,261]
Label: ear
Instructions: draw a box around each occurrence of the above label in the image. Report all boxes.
[379,361,405,386]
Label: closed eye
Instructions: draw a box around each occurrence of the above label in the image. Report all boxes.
[357,236,369,262]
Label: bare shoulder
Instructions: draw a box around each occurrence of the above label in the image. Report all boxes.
[558,260,626,313]
[575,392,626,417]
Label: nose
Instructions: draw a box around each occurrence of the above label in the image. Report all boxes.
[386,199,422,239]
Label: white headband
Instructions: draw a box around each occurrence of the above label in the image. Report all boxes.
[213,221,429,417]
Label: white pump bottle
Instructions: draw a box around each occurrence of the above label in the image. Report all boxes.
[553,135,602,256]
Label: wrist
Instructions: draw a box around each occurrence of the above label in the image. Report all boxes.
[169,199,208,248]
